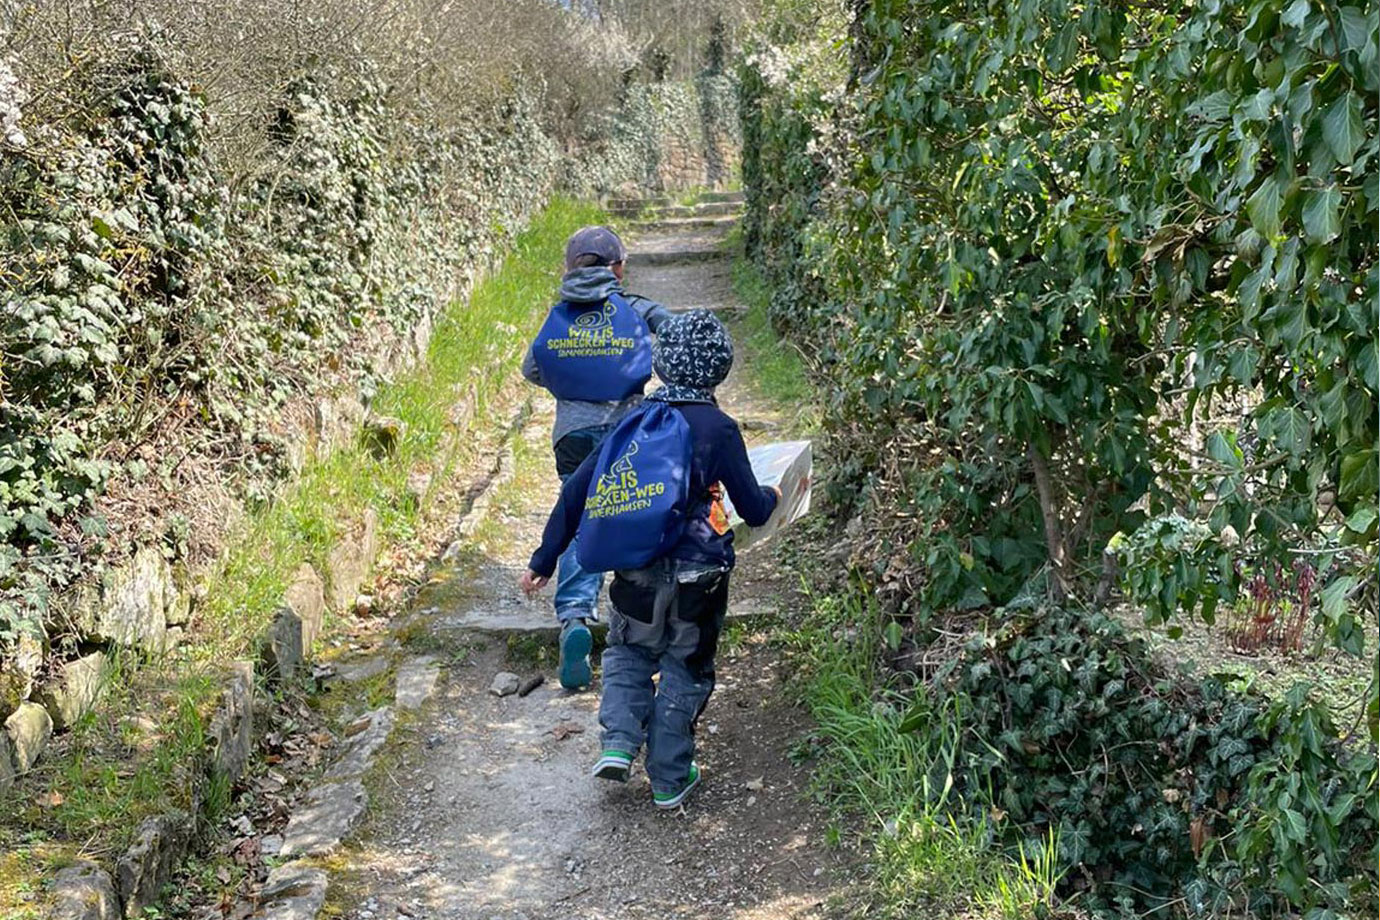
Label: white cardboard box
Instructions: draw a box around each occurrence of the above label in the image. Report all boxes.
[721,440,812,551]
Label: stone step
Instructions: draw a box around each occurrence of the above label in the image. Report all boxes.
[438,599,778,637]
[649,201,742,219]
[626,247,725,267]
[697,190,745,204]
[607,196,672,212]
[627,222,733,265]
[609,201,743,220]
[630,215,739,233]
[607,190,742,211]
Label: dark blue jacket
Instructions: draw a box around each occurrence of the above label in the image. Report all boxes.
[528,401,779,577]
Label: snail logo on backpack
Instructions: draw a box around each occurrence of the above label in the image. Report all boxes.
[577,402,693,572]
[532,292,653,402]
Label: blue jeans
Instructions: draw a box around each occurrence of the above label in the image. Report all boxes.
[598,560,730,796]
[554,528,604,623]
[553,424,614,624]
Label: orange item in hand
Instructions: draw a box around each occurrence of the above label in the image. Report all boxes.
[708,483,730,535]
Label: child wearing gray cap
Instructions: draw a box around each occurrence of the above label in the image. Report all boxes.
[522,226,671,690]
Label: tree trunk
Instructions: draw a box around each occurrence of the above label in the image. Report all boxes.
[1028,442,1069,604]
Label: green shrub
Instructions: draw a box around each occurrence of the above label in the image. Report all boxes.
[740,0,1376,639]
[787,589,1067,920]
[741,0,1379,910]
[2,54,224,642]
[890,600,1375,916]
[1,38,740,654]
[944,606,1377,915]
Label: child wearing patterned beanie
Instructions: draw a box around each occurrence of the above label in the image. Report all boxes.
[521,310,780,808]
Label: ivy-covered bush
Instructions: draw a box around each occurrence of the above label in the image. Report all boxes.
[737,26,842,338]
[915,606,1377,915]
[2,55,226,643]
[1,27,737,662]
[563,79,741,196]
[741,0,1378,913]
[743,0,1376,634]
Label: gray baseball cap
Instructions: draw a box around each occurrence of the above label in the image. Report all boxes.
[564,225,627,269]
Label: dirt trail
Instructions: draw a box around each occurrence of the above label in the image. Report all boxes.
[321,205,853,919]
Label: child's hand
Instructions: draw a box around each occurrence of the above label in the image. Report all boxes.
[520,570,550,597]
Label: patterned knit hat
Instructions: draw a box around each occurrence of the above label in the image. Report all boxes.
[652,309,734,390]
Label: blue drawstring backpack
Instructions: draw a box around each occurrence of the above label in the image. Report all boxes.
[531,292,653,402]
[577,402,693,572]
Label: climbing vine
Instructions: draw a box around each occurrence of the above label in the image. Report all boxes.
[1,40,739,657]
[744,0,1377,647]
[2,56,224,643]
[741,0,1378,913]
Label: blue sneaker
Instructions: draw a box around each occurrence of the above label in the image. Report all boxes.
[558,620,593,690]
[653,763,702,809]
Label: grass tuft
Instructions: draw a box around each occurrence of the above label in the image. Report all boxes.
[727,231,815,409]
[784,590,1063,919]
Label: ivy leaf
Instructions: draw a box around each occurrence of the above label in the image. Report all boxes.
[1322,92,1365,166]
[1319,576,1356,625]
[1238,263,1270,321]
[1358,342,1379,390]
[1186,90,1233,122]
[1327,793,1360,826]
[1207,431,1243,469]
[72,252,116,278]
[111,207,140,231]
[1245,174,1284,239]
[1338,450,1377,501]
[19,512,53,538]
[1228,346,1258,385]
[1338,6,1373,53]
[1344,506,1377,534]
[1281,0,1310,28]
[1266,407,1311,456]
[1275,300,1309,348]
[1302,185,1342,243]
[1281,808,1308,843]
[1318,381,1348,430]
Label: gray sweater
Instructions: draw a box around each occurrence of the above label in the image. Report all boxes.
[522,266,672,445]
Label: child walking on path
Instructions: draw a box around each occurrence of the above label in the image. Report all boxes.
[521,310,780,808]
[522,226,671,690]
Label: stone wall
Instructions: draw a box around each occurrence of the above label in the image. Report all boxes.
[0,388,395,795]
[564,75,742,198]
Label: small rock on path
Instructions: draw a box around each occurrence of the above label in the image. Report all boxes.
[489,671,521,697]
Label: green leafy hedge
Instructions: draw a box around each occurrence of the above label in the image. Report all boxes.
[0,56,560,645]
[3,57,225,639]
[564,78,742,196]
[924,606,1377,915]
[741,0,1378,913]
[746,0,1376,629]
[1,47,737,658]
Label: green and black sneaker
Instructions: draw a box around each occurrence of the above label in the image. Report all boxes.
[591,750,634,782]
[653,762,702,809]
